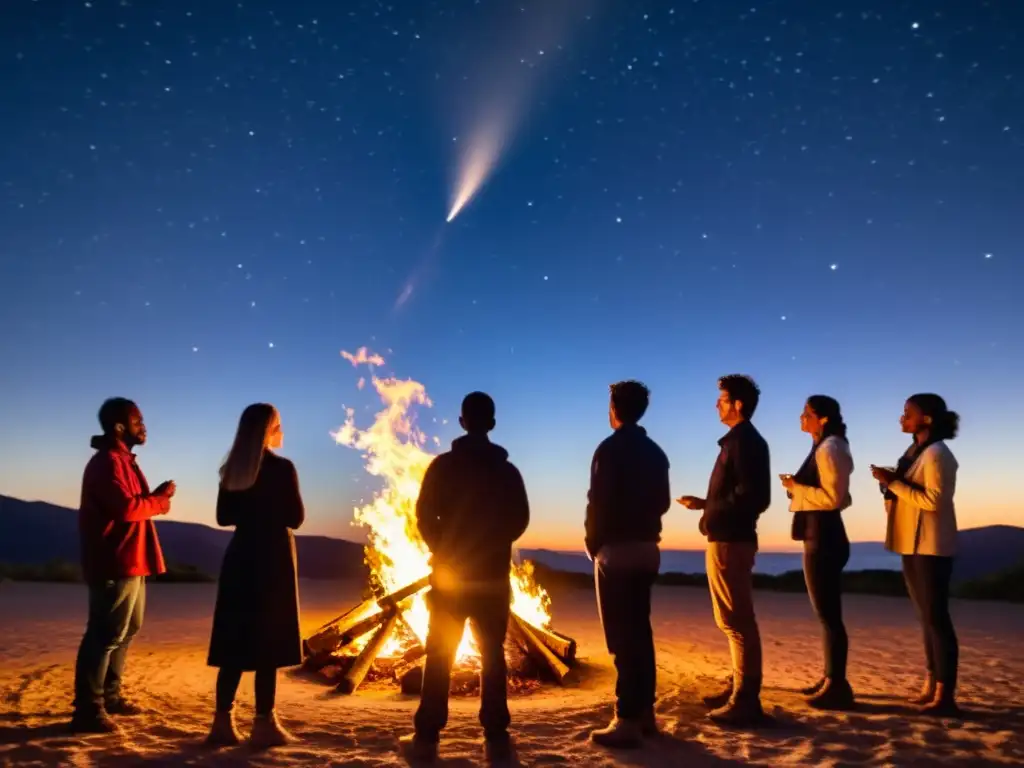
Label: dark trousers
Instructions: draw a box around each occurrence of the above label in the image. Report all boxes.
[595,563,657,719]
[73,577,146,714]
[902,554,959,691]
[414,590,511,742]
[803,538,850,681]
[215,668,277,715]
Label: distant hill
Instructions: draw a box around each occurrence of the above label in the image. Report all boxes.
[2,494,1021,586]
[0,495,367,580]
[521,524,1024,585]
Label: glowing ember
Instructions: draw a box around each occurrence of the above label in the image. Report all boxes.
[332,348,552,663]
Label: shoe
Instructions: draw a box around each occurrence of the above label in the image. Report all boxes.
[69,710,119,734]
[702,680,734,710]
[708,695,768,728]
[104,697,145,716]
[919,683,959,717]
[399,732,439,762]
[483,733,515,764]
[911,676,936,705]
[249,711,295,749]
[589,717,643,749]
[808,678,856,711]
[640,709,660,737]
[205,710,242,747]
[800,677,827,696]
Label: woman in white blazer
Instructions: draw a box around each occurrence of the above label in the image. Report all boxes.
[870,394,960,716]
[780,396,855,711]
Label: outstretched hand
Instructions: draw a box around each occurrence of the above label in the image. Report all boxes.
[676,495,705,510]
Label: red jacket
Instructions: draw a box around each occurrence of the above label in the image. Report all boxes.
[79,436,169,582]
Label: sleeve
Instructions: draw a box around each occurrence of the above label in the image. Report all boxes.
[281,460,305,530]
[504,464,530,543]
[790,440,850,511]
[90,454,170,523]
[415,458,444,551]
[584,443,613,558]
[887,448,952,512]
[216,484,239,527]
[659,453,672,517]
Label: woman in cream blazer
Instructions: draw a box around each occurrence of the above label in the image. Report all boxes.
[871,394,960,716]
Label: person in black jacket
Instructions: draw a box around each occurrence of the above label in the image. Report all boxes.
[585,380,671,749]
[401,392,530,764]
[204,403,305,750]
[678,374,771,726]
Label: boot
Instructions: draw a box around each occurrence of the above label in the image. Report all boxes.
[919,683,959,717]
[69,708,119,734]
[483,733,515,764]
[249,711,295,749]
[708,681,767,728]
[104,696,145,716]
[800,677,827,696]
[640,708,660,737]
[398,732,438,763]
[911,676,936,705]
[808,678,856,711]
[589,716,644,749]
[205,710,242,747]
[702,678,734,710]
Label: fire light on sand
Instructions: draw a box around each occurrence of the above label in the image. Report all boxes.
[331,347,552,664]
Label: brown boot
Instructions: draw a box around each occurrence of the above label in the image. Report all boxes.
[808,678,856,711]
[205,710,242,747]
[249,711,295,749]
[640,708,660,737]
[911,676,936,705]
[919,683,959,717]
[589,717,644,749]
[702,678,734,710]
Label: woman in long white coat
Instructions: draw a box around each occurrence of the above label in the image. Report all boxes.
[871,394,960,716]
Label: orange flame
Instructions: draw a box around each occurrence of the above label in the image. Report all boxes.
[332,348,551,661]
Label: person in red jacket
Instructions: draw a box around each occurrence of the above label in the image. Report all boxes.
[70,398,176,733]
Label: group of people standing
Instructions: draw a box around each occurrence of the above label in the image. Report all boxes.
[582,376,962,750]
[67,375,962,762]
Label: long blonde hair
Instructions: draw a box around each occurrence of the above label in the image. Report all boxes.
[220,403,279,491]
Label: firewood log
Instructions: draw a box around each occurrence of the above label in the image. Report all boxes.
[510,613,571,684]
[336,613,399,694]
[516,616,577,664]
[398,657,427,695]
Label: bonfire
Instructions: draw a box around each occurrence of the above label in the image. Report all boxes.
[301,348,576,695]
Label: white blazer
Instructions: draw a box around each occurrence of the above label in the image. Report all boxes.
[884,441,959,557]
[789,436,854,512]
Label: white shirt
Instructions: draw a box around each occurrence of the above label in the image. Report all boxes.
[789,436,854,512]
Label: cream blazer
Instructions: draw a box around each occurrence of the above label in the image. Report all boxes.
[884,441,958,557]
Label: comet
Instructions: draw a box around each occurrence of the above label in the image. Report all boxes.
[445,113,510,224]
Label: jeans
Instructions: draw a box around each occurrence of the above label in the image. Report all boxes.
[902,554,959,692]
[216,668,277,715]
[595,562,657,719]
[803,537,851,681]
[706,542,762,695]
[414,590,511,742]
[73,577,146,714]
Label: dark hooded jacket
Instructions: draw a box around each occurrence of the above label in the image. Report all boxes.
[416,434,530,590]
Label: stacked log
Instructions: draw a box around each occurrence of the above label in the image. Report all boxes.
[302,575,578,695]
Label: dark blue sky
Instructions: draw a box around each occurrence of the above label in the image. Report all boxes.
[1,0,1021,549]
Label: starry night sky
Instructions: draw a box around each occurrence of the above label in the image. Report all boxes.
[1,0,1021,550]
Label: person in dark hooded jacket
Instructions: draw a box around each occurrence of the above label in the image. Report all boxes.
[401,392,530,764]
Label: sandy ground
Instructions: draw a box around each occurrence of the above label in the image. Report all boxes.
[1,579,1023,767]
